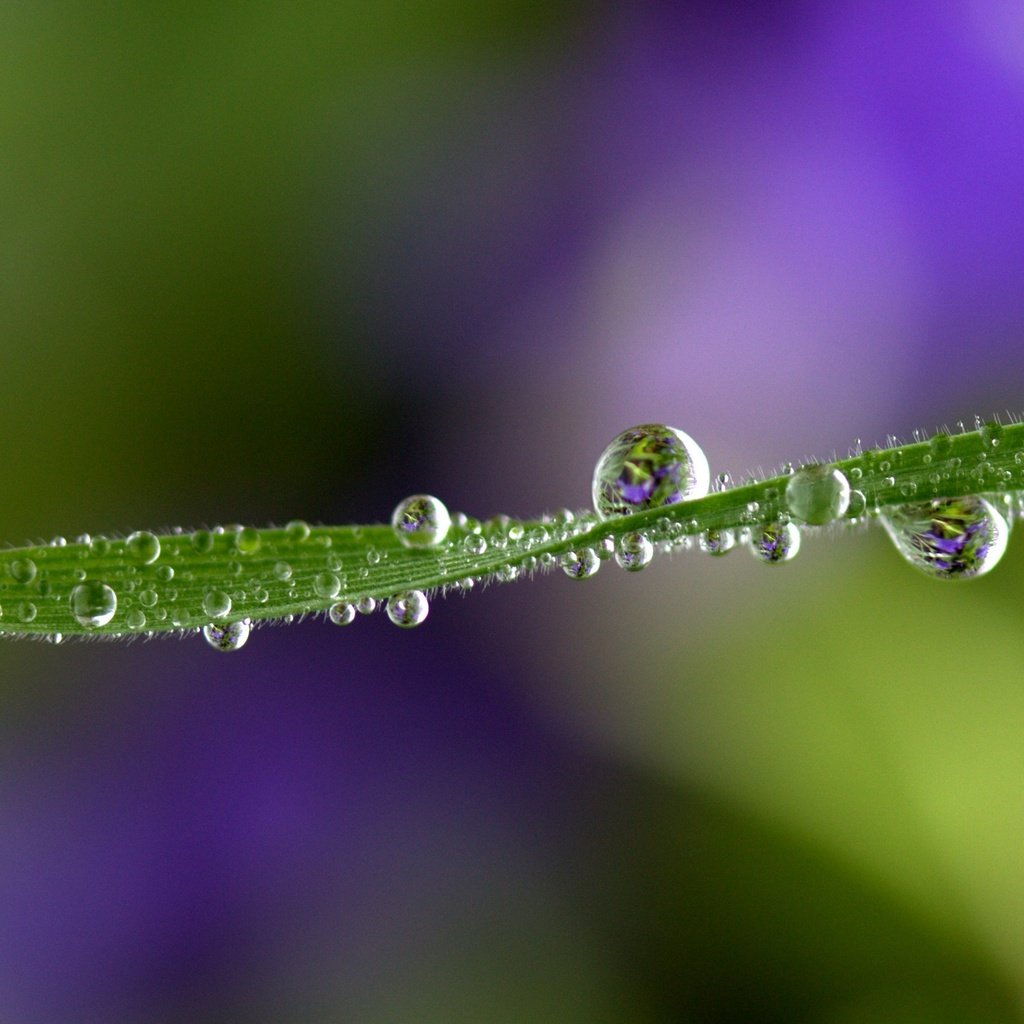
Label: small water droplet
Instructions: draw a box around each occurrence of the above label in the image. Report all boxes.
[156,565,174,582]
[356,596,377,614]
[386,590,429,628]
[227,561,242,576]
[285,520,311,542]
[561,549,600,579]
[191,529,214,553]
[785,465,851,524]
[366,549,380,565]
[592,424,710,519]
[391,494,451,548]
[595,535,616,559]
[18,601,37,623]
[8,558,37,584]
[930,432,952,458]
[464,534,487,555]
[846,490,867,517]
[615,532,654,572]
[882,495,1008,579]
[126,609,147,629]
[50,536,67,548]
[495,564,520,583]
[749,521,801,564]
[314,572,341,599]
[329,601,356,625]
[126,531,160,564]
[699,529,735,556]
[139,589,158,608]
[203,619,251,651]
[69,581,117,627]
[981,420,1003,448]
[89,536,111,556]
[713,472,733,493]
[254,588,269,603]
[202,589,232,618]
[273,561,293,582]
[235,526,261,555]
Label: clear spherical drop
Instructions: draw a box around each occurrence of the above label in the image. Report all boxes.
[126,609,147,629]
[699,529,735,556]
[785,464,851,524]
[191,529,214,553]
[846,490,867,518]
[495,564,520,583]
[69,581,117,628]
[615,531,654,572]
[329,601,356,625]
[314,572,341,599]
[203,618,251,651]
[560,548,600,580]
[592,424,710,519]
[285,520,311,542]
[202,589,232,618]
[235,526,261,555]
[18,601,37,623]
[139,589,158,608]
[273,561,293,582]
[882,495,1009,580]
[126,530,161,564]
[8,557,37,584]
[356,596,377,615]
[749,521,801,565]
[464,534,487,555]
[386,590,429,628]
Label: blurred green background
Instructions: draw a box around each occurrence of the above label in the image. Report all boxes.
[3,3,1024,1022]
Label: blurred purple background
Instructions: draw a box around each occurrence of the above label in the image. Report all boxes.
[2,3,1024,1021]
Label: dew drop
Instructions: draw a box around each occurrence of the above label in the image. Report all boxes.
[139,589,158,608]
[464,534,487,555]
[882,495,1009,580]
[615,531,654,572]
[126,531,160,564]
[596,535,616,560]
[273,561,293,582]
[8,558,37,584]
[366,549,381,566]
[203,619,251,652]
[285,520,311,542]
[592,424,710,519]
[846,490,867,518]
[699,529,735,556]
[356,596,377,615]
[329,601,356,625]
[749,521,801,565]
[18,601,37,623]
[495,564,520,583]
[191,529,214,553]
[561,548,600,579]
[156,565,174,582]
[202,589,232,619]
[314,572,341,599]
[784,464,851,524]
[69,581,117,627]
[235,526,261,555]
[386,590,429,628]
[89,536,111,556]
[126,609,147,629]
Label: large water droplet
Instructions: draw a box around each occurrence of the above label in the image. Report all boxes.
[314,572,341,599]
[235,526,261,555]
[615,531,654,572]
[560,548,600,579]
[8,558,37,584]
[386,590,429,628]
[203,589,232,618]
[329,601,356,625]
[592,424,710,519]
[749,521,801,565]
[882,495,1009,580]
[69,581,117,627]
[126,530,160,564]
[785,464,851,524]
[203,618,251,651]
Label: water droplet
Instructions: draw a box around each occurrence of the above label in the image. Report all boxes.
[273,561,293,582]
[464,534,487,555]
[784,464,851,524]
[156,565,174,582]
[356,596,377,615]
[191,529,214,553]
[846,490,867,517]
[126,531,160,564]
[848,466,863,481]
[314,572,341,599]
[227,561,242,576]
[18,601,37,623]
[285,520,311,542]
[203,619,251,651]
[8,558,37,584]
[89,536,111,556]
[882,495,1009,579]
[561,549,600,579]
[699,529,735,556]
[615,532,654,572]
[981,420,1003,448]
[592,424,710,519]
[596,535,616,560]
[900,482,918,498]
[139,589,158,608]
[495,564,520,583]
[390,494,451,547]
[254,587,269,603]
[749,521,801,564]
[930,432,952,458]
[329,601,356,625]
[50,536,67,548]
[366,549,380,565]
[50,633,63,644]
[126,609,147,629]
[69,581,117,627]
[713,472,732,493]
[386,590,429,628]
[202,589,232,618]
[235,526,261,555]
